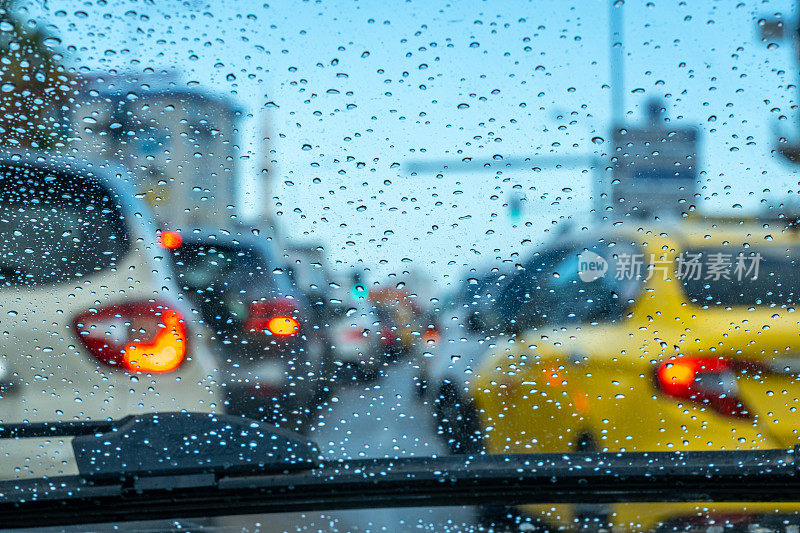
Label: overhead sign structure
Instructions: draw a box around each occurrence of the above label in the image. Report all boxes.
[610,102,699,218]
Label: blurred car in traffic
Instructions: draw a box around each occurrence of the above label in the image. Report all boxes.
[416,269,516,451]
[282,242,336,323]
[328,299,387,381]
[369,286,426,358]
[0,152,221,480]
[161,230,334,430]
[467,217,800,529]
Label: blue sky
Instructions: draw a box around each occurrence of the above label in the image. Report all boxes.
[24,0,800,286]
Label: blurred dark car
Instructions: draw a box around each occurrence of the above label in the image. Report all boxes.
[161,230,334,431]
[282,243,336,324]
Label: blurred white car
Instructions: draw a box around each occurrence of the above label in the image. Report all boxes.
[0,152,221,480]
[415,271,515,453]
[329,300,387,381]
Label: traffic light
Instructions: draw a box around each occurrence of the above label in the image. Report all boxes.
[351,283,368,300]
[508,192,522,222]
[350,272,368,300]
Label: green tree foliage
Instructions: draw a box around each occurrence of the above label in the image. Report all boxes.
[0,0,72,149]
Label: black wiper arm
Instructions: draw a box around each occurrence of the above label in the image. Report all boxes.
[0,417,123,439]
[0,411,319,480]
[0,413,797,529]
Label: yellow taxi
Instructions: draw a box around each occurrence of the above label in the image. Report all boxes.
[472,216,800,530]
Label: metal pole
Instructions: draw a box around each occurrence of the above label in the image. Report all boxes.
[609,0,624,125]
[603,0,625,218]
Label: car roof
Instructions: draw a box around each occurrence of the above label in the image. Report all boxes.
[171,230,299,297]
[176,229,280,258]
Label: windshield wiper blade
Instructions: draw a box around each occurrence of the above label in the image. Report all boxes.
[0,413,797,529]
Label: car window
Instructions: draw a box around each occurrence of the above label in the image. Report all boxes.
[0,163,129,286]
[501,241,643,329]
[172,243,275,292]
[495,247,571,326]
[681,246,800,307]
[169,242,296,321]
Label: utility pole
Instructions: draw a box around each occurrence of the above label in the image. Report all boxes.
[609,0,625,127]
[606,1,699,220]
[596,0,626,216]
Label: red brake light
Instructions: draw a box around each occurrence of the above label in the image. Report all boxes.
[73,301,188,373]
[244,298,300,337]
[656,357,751,419]
[266,316,300,336]
[157,230,182,249]
[343,326,369,342]
[422,325,440,346]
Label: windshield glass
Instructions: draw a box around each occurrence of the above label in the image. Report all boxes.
[6,0,800,531]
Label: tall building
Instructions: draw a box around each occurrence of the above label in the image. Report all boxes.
[64,72,241,230]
